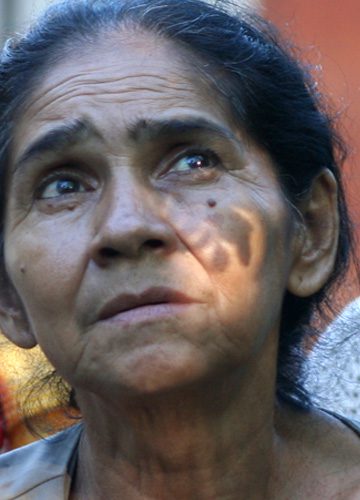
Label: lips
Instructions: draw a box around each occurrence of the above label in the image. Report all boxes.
[98,286,196,321]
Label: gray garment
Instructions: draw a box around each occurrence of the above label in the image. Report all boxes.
[305,298,360,419]
[1,416,360,499]
[0,424,81,499]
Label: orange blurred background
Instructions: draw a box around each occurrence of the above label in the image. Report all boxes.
[265,0,360,307]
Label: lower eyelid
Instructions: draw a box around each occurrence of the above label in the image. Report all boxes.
[167,149,222,173]
[35,175,96,199]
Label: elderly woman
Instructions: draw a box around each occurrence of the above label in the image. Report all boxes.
[0,0,359,498]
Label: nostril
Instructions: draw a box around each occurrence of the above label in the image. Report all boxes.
[99,247,120,259]
[145,239,164,249]
[96,239,166,262]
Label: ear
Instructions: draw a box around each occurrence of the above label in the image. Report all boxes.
[0,280,37,349]
[287,169,339,297]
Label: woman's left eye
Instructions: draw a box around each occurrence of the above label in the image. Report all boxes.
[38,177,87,199]
[169,151,220,174]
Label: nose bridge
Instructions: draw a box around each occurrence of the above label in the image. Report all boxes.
[91,168,174,259]
[106,172,151,226]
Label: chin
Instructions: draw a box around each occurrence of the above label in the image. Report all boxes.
[97,344,211,398]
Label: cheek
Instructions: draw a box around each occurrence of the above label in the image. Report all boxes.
[185,201,290,278]
[4,221,89,321]
[236,207,292,287]
[200,201,293,302]
[206,210,252,269]
[169,199,252,275]
[210,207,293,351]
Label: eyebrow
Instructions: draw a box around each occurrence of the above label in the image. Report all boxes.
[14,119,102,170]
[127,117,239,145]
[14,115,240,170]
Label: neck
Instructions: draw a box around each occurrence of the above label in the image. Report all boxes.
[73,361,285,500]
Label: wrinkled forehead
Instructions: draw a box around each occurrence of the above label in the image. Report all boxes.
[11,28,233,163]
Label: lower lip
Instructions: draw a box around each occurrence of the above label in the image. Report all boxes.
[99,303,194,326]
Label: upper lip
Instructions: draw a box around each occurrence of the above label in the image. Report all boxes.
[98,286,196,321]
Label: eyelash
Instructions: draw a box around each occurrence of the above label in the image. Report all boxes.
[35,167,95,200]
[165,147,222,177]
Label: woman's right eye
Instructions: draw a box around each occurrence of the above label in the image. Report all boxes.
[37,176,88,199]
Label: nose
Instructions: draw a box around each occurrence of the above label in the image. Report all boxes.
[89,177,177,266]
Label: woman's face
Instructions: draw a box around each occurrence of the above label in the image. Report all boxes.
[3,31,299,396]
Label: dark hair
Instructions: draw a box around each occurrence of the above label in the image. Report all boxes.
[0,0,352,410]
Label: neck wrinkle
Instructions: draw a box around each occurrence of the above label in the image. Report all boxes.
[73,361,283,499]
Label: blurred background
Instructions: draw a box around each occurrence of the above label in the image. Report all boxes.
[0,0,49,42]
[1,0,360,451]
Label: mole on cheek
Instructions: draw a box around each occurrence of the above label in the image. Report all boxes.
[20,265,26,275]
[207,198,217,208]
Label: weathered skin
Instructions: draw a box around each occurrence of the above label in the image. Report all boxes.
[2,29,359,499]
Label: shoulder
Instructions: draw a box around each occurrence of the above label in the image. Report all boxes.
[326,411,360,437]
[315,410,360,497]
[0,423,82,499]
[277,405,360,499]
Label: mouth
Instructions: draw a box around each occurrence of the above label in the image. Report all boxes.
[98,286,196,322]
